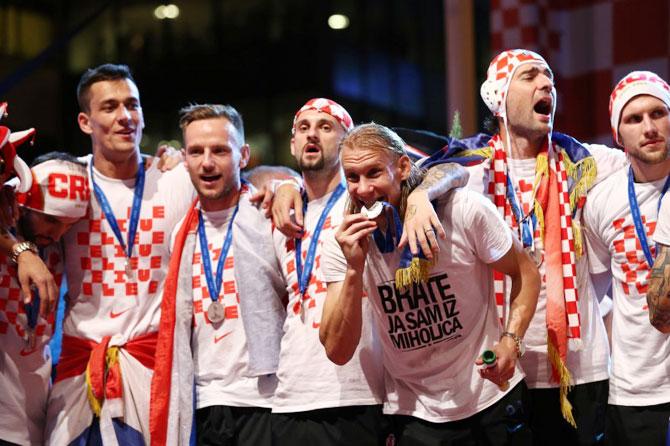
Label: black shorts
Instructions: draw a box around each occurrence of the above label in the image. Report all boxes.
[196,405,272,446]
[391,381,532,446]
[606,401,670,446]
[528,379,608,446]
[271,404,390,446]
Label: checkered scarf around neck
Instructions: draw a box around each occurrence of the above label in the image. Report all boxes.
[489,134,581,427]
[483,49,583,428]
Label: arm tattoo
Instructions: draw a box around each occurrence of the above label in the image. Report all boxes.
[416,163,468,200]
[406,205,417,220]
[647,246,670,332]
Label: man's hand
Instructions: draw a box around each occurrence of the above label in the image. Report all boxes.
[0,184,18,228]
[16,250,59,316]
[476,337,517,388]
[249,184,274,218]
[148,145,182,172]
[271,182,304,238]
[335,213,377,272]
[398,189,446,260]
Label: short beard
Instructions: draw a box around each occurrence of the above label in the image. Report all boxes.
[297,155,325,172]
[197,182,235,203]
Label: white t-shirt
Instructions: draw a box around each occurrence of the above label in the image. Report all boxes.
[492,157,610,388]
[62,157,194,343]
[0,244,62,445]
[47,157,195,443]
[177,205,276,409]
[323,188,523,423]
[272,190,384,413]
[462,143,625,388]
[584,166,670,406]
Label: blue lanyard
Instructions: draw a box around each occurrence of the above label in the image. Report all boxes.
[23,247,45,329]
[295,183,346,295]
[197,205,238,302]
[23,293,40,330]
[505,174,536,248]
[627,166,670,268]
[372,202,403,253]
[90,159,145,260]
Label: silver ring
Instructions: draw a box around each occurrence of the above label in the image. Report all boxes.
[425,228,435,234]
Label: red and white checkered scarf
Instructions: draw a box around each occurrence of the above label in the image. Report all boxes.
[488,133,581,426]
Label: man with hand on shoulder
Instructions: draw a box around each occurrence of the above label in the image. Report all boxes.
[320,123,540,445]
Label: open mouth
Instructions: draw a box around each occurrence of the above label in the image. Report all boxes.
[200,174,222,183]
[533,97,552,116]
[304,143,321,154]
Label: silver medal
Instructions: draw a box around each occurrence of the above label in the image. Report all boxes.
[361,201,384,219]
[125,259,134,279]
[207,301,225,324]
[299,297,306,323]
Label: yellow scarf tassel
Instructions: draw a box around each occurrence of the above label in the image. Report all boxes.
[454,147,493,160]
[84,346,121,417]
[395,258,435,290]
[562,152,596,212]
[547,337,577,428]
[534,199,545,243]
[572,220,583,258]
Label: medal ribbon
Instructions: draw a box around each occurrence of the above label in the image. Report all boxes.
[295,183,346,295]
[23,246,44,329]
[505,174,536,248]
[90,159,145,264]
[198,204,239,302]
[371,202,403,253]
[627,166,670,268]
[23,292,40,329]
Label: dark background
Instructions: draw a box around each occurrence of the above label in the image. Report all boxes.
[1,0,669,169]
[0,0,480,168]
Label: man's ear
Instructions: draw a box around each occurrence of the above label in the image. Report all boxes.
[78,112,93,135]
[290,137,296,157]
[239,144,250,169]
[397,154,412,181]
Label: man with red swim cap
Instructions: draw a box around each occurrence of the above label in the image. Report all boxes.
[440,49,627,444]
[270,98,387,445]
[585,70,670,444]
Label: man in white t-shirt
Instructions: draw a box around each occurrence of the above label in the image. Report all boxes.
[153,103,286,446]
[0,153,88,446]
[270,98,475,444]
[437,49,626,444]
[46,64,195,445]
[270,98,388,445]
[584,71,670,445]
[320,122,540,444]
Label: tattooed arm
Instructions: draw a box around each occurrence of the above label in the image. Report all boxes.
[647,244,670,333]
[401,163,469,258]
